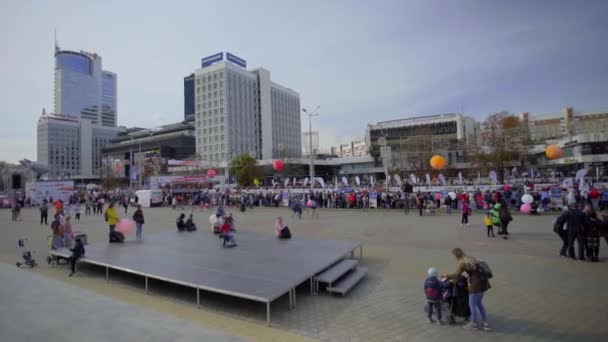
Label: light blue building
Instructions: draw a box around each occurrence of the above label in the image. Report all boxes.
[54,44,117,127]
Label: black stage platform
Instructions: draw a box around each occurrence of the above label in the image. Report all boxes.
[50,230,362,324]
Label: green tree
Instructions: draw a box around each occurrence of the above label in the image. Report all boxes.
[229,154,260,187]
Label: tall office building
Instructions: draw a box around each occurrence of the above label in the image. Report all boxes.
[54,43,117,127]
[192,52,301,164]
[38,43,121,180]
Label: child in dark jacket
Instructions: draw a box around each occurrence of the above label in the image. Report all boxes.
[69,238,85,277]
[424,267,443,324]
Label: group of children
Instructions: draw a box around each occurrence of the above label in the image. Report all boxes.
[46,205,86,277]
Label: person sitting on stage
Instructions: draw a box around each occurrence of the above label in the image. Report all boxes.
[176,213,186,232]
[68,238,85,277]
[185,214,197,232]
[219,219,237,247]
[275,216,291,239]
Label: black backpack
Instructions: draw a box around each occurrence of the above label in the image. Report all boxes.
[476,261,493,280]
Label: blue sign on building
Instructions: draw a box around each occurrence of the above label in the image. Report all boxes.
[201,52,224,68]
[226,52,247,68]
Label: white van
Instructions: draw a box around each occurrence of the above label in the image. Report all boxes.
[135,190,164,207]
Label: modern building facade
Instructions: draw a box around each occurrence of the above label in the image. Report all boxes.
[366,113,476,170]
[525,107,608,142]
[191,52,301,165]
[101,121,196,181]
[54,44,117,127]
[37,112,122,179]
[331,140,369,158]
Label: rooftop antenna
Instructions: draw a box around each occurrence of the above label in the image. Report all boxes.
[54,28,59,53]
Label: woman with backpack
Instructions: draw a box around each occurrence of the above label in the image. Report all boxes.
[132,204,145,238]
[443,248,492,331]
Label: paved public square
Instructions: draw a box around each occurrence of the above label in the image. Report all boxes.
[1,206,607,342]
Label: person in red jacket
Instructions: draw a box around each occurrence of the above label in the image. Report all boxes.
[219,220,236,247]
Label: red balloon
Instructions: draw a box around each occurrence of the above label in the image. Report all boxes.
[207,169,217,177]
[273,159,285,171]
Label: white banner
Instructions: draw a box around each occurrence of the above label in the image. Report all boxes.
[33,181,75,204]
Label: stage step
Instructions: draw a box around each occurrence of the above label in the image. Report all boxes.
[314,259,359,285]
[327,267,368,296]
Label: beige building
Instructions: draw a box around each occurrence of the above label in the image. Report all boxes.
[526,107,608,142]
[332,140,369,158]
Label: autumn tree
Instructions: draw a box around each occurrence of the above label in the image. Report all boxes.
[473,111,529,181]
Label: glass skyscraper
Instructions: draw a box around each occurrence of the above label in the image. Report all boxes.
[54,46,117,127]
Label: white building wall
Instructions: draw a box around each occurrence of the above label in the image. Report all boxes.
[80,119,93,176]
[193,60,300,163]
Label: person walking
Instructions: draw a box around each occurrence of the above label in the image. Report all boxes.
[555,202,590,260]
[40,200,49,225]
[461,202,471,226]
[132,204,145,238]
[443,248,491,331]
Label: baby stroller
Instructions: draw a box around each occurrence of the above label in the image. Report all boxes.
[425,202,436,216]
[441,276,471,324]
[16,238,36,268]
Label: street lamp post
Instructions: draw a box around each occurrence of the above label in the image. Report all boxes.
[302,106,320,191]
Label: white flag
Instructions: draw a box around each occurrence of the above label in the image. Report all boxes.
[355,176,361,186]
[426,173,431,186]
[477,171,481,184]
[394,174,402,186]
[439,174,446,186]
[293,178,297,187]
[562,178,573,188]
[489,171,497,184]
[303,177,309,187]
[271,179,277,187]
[458,171,463,185]
[576,169,588,181]
[530,168,534,180]
[409,173,417,184]
[315,177,325,188]
[370,176,375,187]
[284,178,290,187]
[342,176,348,186]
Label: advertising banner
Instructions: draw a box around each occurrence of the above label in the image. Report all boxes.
[33,181,75,204]
[369,191,378,208]
[281,191,289,207]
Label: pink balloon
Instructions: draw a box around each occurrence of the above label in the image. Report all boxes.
[306,200,314,207]
[207,169,217,177]
[520,203,531,214]
[116,218,135,235]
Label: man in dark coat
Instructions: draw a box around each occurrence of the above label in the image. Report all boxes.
[555,203,590,260]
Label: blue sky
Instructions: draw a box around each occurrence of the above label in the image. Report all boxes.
[1,0,607,163]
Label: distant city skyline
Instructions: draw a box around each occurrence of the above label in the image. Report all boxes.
[1,0,607,163]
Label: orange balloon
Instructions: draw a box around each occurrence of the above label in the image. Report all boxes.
[429,155,447,170]
[545,145,563,160]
